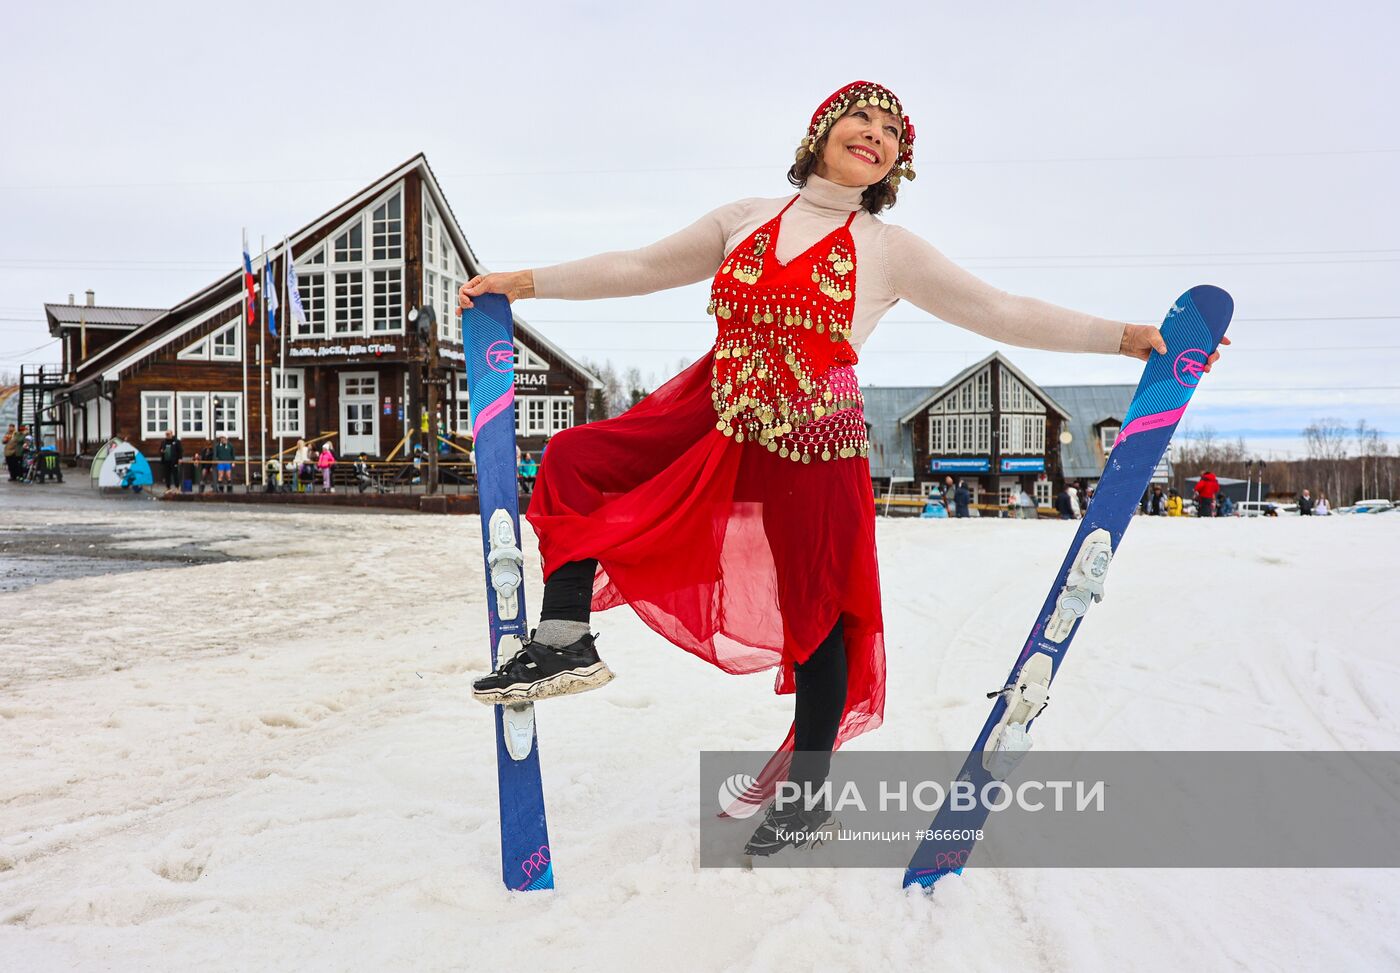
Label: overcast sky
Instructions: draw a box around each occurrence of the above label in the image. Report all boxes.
[3,1,1396,457]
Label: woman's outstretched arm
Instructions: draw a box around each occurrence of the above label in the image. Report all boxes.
[883,224,1220,363]
[460,199,752,308]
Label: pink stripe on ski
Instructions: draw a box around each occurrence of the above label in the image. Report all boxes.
[473,390,515,436]
[1113,405,1188,447]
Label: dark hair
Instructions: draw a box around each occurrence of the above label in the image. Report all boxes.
[787,129,903,215]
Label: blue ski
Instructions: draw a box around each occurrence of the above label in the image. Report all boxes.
[463,293,554,892]
[903,285,1233,891]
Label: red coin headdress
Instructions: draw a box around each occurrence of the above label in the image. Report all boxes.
[796,80,917,186]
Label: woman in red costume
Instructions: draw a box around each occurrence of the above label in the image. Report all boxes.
[461,81,1224,854]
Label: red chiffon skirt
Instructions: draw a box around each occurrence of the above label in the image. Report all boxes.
[525,354,886,789]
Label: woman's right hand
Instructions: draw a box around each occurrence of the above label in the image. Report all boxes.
[459,270,535,310]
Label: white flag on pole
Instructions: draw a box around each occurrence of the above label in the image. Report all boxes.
[286,247,307,328]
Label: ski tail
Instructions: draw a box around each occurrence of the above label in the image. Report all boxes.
[462,293,555,892]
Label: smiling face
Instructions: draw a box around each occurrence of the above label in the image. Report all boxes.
[813,104,903,188]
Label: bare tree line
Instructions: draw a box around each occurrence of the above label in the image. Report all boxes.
[1173,418,1397,503]
[581,358,691,420]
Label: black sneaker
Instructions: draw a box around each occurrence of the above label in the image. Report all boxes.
[472,632,614,704]
[743,801,837,858]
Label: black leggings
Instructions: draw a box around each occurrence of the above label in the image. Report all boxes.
[541,558,848,788]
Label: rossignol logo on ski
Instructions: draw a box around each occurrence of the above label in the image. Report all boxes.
[485,339,514,372]
[1173,348,1208,388]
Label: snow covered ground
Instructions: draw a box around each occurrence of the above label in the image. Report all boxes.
[2,495,1398,972]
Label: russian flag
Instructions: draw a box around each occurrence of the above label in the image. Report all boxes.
[242,232,257,327]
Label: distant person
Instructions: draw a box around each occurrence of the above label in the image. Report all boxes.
[1166,488,1184,517]
[213,435,235,493]
[1054,485,1074,520]
[953,479,971,518]
[1297,489,1314,515]
[3,423,19,481]
[1220,494,1234,517]
[1194,471,1219,518]
[263,458,280,494]
[292,439,312,492]
[1315,493,1331,516]
[943,475,955,503]
[1144,484,1167,516]
[317,442,337,492]
[519,452,539,492]
[1067,482,1081,519]
[353,453,374,493]
[159,429,183,491]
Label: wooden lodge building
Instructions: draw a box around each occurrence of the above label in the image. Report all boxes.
[48,154,600,474]
[862,352,1165,507]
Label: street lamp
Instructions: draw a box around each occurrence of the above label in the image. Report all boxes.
[407,304,441,495]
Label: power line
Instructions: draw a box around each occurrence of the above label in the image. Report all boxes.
[0,338,59,361]
[4,246,1400,271]
[2,147,1397,191]
[566,344,1400,354]
[517,315,1400,325]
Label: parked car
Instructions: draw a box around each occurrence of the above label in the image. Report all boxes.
[1340,499,1395,515]
[1234,500,1280,517]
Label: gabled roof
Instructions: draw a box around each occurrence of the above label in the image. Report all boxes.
[897,351,1071,423]
[45,304,164,335]
[1041,383,1136,479]
[65,152,598,390]
[862,385,934,479]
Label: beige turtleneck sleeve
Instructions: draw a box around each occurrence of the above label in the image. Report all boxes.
[532,175,1125,356]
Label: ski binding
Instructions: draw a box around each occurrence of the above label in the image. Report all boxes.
[487,508,525,623]
[500,693,538,762]
[1044,528,1112,643]
[981,652,1052,777]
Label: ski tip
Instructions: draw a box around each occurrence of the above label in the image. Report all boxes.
[1184,285,1234,328]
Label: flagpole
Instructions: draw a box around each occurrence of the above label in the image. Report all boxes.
[260,234,268,487]
[279,236,288,476]
[241,228,251,490]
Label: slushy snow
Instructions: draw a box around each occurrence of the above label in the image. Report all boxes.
[1,501,1397,972]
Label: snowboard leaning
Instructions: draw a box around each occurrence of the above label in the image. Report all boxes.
[903,285,1233,890]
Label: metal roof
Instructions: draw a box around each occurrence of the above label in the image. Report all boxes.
[45,304,165,334]
[863,380,1143,481]
[861,385,933,479]
[1040,383,1136,479]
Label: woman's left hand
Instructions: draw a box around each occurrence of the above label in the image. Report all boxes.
[1119,323,1230,372]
